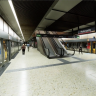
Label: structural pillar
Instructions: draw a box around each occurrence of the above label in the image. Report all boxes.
[91,42,93,53]
[1,39,4,65]
[94,3,96,51]
[8,40,11,61]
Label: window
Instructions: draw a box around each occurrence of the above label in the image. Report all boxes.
[9,27,13,36]
[4,22,8,33]
[0,17,3,30]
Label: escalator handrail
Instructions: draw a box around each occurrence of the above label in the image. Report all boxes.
[48,31,64,56]
[51,31,75,56]
[50,38,64,56]
[48,31,60,48]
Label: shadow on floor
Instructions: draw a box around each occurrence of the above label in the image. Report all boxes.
[11,52,19,59]
[0,62,11,76]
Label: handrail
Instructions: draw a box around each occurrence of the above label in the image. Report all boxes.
[47,31,64,56]
[51,38,64,56]
[51,31,75,56]
[39,31,50,58]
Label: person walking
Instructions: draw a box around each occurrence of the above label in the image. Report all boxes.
[27,43,30,51]
[79,44,82,54]
[21,44,26,55]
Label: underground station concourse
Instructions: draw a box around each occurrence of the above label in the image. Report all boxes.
[0,0,96,96]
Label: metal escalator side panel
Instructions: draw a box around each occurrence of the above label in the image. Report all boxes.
[36,37,46,56]
[42,37,56,57]
[54,38,62,48]
[48,38,58,55]
[50,38,63,56]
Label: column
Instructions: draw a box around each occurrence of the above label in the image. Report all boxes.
[1,39,4,65]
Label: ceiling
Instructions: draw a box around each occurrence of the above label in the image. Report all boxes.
[12,0,55,41]
[45,0,96,32]
[0,0,96,41]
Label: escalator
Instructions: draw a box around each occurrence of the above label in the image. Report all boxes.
[48,31,75,56]
[39,31,58,58]
[48,37,64,56]
[36,31,75,58]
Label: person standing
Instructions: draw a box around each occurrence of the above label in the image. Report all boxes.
[27,43,30,51]
[21,44,26,55]
[79,44,82,54]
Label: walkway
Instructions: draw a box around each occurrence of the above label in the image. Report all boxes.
[0,48,96,96]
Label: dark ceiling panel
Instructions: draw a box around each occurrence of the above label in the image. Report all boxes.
[46,1,95,32]
[12,0,54,40]
[46,21,77,31]
[69,1,96,18]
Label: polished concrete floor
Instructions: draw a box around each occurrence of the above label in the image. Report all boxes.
[0,48,96,96]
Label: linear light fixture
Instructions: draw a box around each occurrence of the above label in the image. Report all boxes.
[8,0,25,41]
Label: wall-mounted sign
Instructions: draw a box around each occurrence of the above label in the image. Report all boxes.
[78,27,95,35]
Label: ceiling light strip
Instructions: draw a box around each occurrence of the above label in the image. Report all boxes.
[8,0,25,41]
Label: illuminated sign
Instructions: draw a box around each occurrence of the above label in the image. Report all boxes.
[78,27,95,35]
[36,35,41,37]
[77,36,80,38]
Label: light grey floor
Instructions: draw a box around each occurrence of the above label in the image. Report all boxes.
[0,47,96,96]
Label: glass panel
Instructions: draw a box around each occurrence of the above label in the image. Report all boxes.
[11,42,15,57]
[0,17,3,30]
[9,27,13,36]
[4,22,8,33]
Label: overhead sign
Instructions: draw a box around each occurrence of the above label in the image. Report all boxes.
[78,27,95,35]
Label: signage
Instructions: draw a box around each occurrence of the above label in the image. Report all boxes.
[77,36,80,38]
[78,27,95,35]
[89,38,96,41]
[36,34,41,37]
[36,34,72,38]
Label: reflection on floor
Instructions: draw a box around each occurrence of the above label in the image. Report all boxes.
[0,48,96,96]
